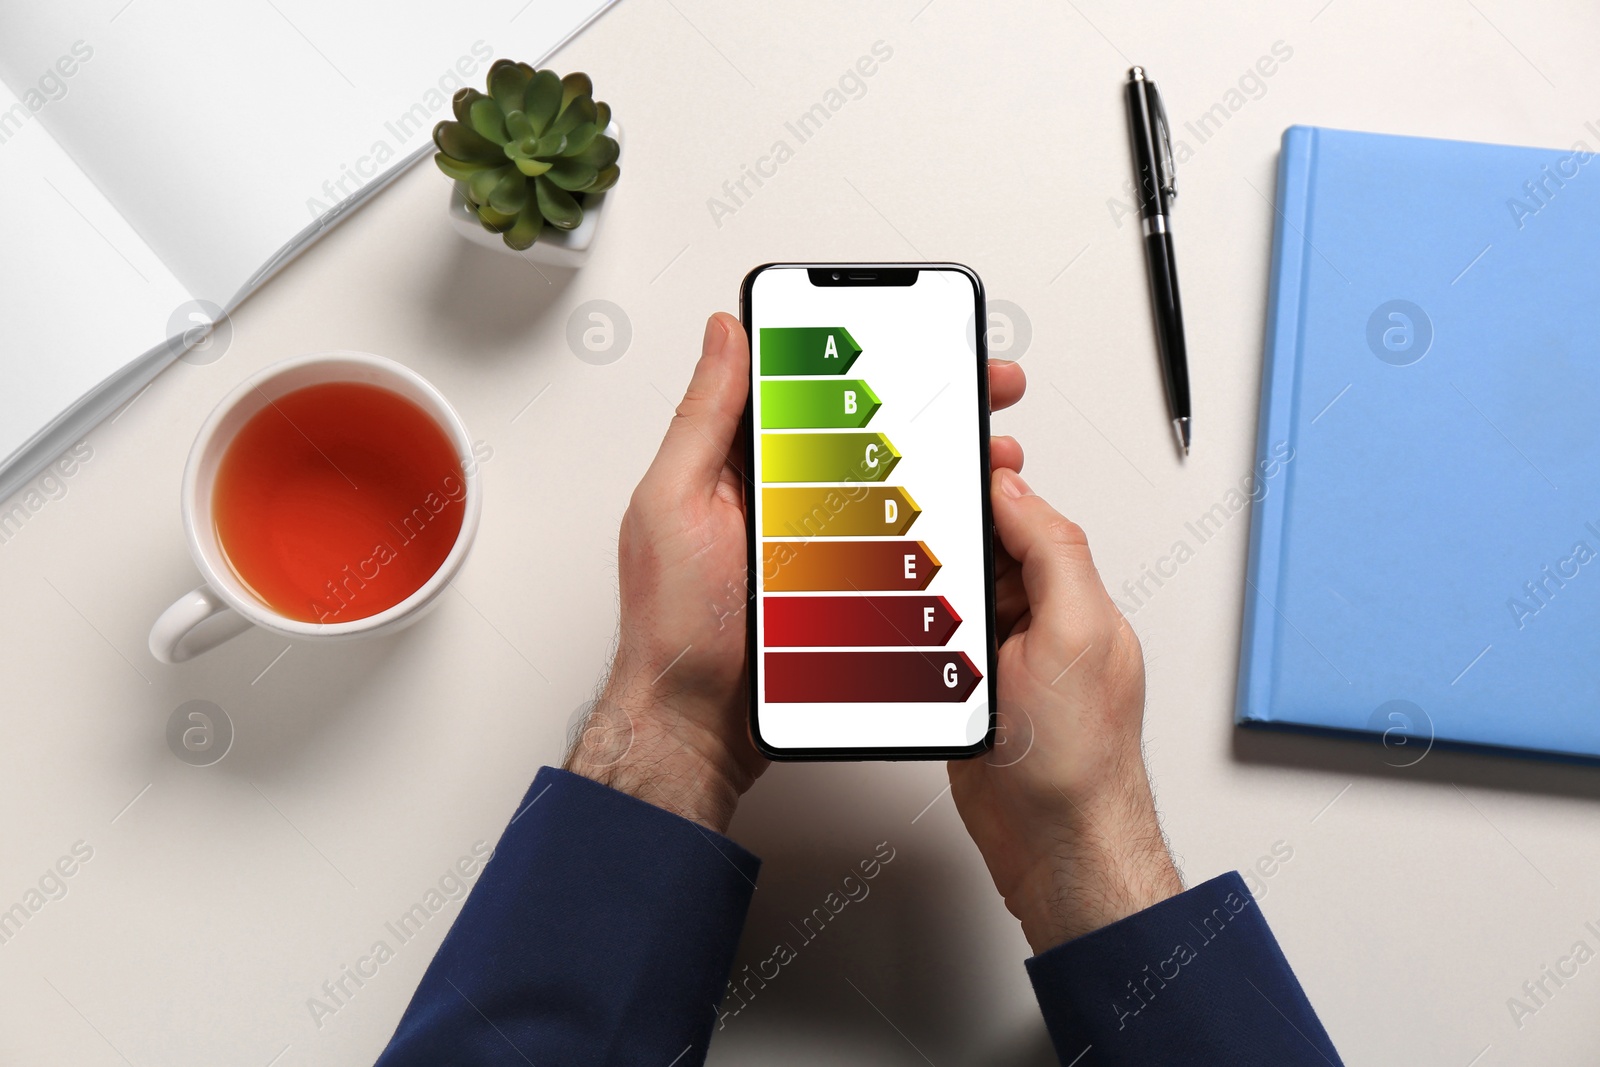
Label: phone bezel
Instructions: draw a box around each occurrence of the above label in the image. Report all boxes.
[740,262,999,762]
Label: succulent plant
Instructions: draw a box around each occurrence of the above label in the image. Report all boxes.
[433,60,620,251]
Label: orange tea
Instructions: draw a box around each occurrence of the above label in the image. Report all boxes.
[212,381,465,623]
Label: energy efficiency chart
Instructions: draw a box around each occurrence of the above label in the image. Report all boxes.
[759,325,982,704]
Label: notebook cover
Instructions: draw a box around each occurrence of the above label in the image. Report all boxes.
[1238,124,1600,759]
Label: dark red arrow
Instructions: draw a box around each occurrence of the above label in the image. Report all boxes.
[763,651,983,703]
[763,596,961,647]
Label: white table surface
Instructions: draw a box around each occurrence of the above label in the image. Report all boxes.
[5,1,1600,1063]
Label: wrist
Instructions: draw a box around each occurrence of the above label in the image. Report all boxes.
[1010,780,1184,954]
[562,660,747,834]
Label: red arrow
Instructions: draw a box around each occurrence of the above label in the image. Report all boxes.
[763,596,961,647]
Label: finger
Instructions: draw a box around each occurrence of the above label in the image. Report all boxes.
[988,359,1026,411]
[646,313,750,496]
[990,434,1023,473]
[989,468,1110,650]
[993,545,1029,639]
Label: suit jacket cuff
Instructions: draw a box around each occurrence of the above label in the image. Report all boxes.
[1024,871,1342,1066]
[376,766,760,1065]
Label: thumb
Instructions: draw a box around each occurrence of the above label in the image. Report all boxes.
[989,468,1117,651]
[646,313,750,495]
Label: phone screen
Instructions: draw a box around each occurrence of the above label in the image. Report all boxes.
[743,264,997,759]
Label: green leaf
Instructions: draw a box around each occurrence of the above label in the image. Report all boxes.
[559,72,593,115]
[477,203,518,232]
[469,97,508,144]
[586,164,620,194]
[433,121,503,164]
[547,96,595,141]
[504,109,536,144]
[559,121,599,156]
[505,201,545,250]
[468,164,513,204]
[434,152,493,181]
[573,134,619,171]
[545,160,598,191]
[533,130,568,157]
[490,61,532,116]
[534,176,583,229]
[488,169,529,215]
[523,70,562,133]
[594,101,611,130]
[513,157,553,176]
[452,88,482,124]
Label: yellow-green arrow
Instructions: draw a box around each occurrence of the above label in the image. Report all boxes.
[762,432,900,482]
[761,380,880,429]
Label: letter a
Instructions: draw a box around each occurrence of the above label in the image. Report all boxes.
[825,334,839,359]
[308,997,339,1029]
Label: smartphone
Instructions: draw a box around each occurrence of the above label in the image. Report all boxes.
[741,263,998,761]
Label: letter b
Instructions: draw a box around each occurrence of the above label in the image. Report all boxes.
[843,390,857,414]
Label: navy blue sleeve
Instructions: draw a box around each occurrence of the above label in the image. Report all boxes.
[375,766,760,1066]
[1025,872,1343,1066]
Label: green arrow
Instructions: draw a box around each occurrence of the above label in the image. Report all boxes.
[759,327,863,375]
[761,380,880,429]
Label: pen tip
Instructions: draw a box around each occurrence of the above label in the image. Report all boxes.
[1173,417,1191,457]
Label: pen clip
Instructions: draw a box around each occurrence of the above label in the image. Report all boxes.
[1148,81,1178,203]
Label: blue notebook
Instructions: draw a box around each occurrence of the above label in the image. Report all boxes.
[1238,125,1600,759]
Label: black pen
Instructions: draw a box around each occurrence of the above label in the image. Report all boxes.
[1124,66,1192,456]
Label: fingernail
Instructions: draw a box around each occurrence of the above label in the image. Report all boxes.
[1001,469,1033,498]
[704,314,731,352]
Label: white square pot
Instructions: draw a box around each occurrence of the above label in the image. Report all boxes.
[446,121,620,269]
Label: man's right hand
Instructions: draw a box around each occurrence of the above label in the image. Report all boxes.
[949,469,1184,955]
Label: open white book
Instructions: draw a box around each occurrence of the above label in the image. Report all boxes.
[0,0,616,503]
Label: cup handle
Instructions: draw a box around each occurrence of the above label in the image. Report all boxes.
[149,585,255,664]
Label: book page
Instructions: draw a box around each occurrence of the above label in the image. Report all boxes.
[0,0,617,305]
[0,73,189,465]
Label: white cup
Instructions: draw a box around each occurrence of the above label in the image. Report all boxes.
[149,352,482,664]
